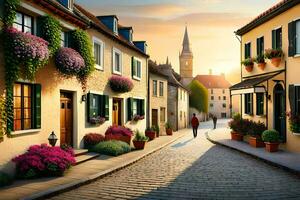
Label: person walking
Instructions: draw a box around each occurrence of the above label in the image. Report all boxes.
[191,113,199,138]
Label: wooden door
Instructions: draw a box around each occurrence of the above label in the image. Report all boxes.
[60,93,73,146]
[112,100,119,126]
[274,84,286,142]
[152,109,158,127]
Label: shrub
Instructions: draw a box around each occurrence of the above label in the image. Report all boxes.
[83,133,105,148]
[262,130,280,143]
[105,126,133,137]
[254,54,266,64]
[247,121,267,137]
[237,119,252,135]
[133,130,148,142]
[108,75,134,93]
[165,122,172,129]
[55,47,85,76]
[241,58,254,66]
[188,80,208,113]
[0,172,13,187]
[12,144,75,179]
[265,48,283,59]
[232,113,241,121]
[91,140,131,156]
[287,112,300,133]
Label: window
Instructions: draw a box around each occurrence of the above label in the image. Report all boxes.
[245,42,251,58]
[159,82,164,96]
[112,48,122,74]
[223,96,226,100]
[180,90,182,100]
[93,38,104,70]
[128,98,145,120]
[244,93,253,115]
[296,21,300,54]
[58,0,72,9]
[211,96,214,100]
[113,19,118,34]
[153,80,157,96]
[132,57,142,80]
[222,103,226,108]
[87,93,109,122]
[13,12,33,34]
[180,111,182,120]
[132,100,138,116]
[257,36,264,56]
[222,89,225,94]
[210,103,214,108]
[218,96,221,100]
[289,20,300,56]
[160,107,166,122]
[256,93,264,115]
[13,83,41,131]
[272,28,282,49]
[296,86,300,115]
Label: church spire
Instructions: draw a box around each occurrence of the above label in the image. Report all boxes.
[166,56,169,65]
[182,26,192,54]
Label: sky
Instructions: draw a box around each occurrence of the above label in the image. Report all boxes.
[76,0,280,83]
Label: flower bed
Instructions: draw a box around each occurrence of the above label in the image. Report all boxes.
[105,126,133,145]
[91,140,131,156]
[108,75,133,93]
[83,133,105,149]
[55,47,85,76]
[12,144,75,179]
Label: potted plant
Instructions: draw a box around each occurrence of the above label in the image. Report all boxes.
[262,130,280,152]
[265,48,283,67]
[241,58,254,72]
[247,121,267,148]
[145,127,156,140]
[228,113,244,141]
[133,130,149,150]
[254,54,266,70]
[287,112,300,134]
[152,125,160,137]
[165,122,173,136]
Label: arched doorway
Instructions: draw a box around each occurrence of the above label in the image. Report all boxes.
[273,83,286,142]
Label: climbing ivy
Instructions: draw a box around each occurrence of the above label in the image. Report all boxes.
[0,93,7,140]
[3,0,20,27]
[39,15,62,56]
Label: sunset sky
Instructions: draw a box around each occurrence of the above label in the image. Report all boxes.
[76,0,280,83]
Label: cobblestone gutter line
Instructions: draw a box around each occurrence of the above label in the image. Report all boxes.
[22,133,186,200]
[205,130,300,177]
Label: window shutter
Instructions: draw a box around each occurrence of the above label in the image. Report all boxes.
[131,57,136,77]
[127,98,133,121]
[289,84,296,115]
[140,99,145,116]
[288,21,296,57]
[36,17,43,37]
[104,95,109,120]
[87,93,94,122]
[99,95,104,117]
[251,93,253,115]
[33,84,41,129]
[272,30,276,49]
[256,38,259,55]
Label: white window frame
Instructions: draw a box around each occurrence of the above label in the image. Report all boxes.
[296,20,300,55]
[112,47,122,75]
[132,57,142,80]
[113,19,118,35]
[93,37,104,70]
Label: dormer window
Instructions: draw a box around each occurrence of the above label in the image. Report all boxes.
[114,19,118,34]
[129,30,132,43]
[57,0,73,9]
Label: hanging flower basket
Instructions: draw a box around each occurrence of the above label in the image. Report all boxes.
[89,116,106,125]
[265,49,283,68]
[108,75,133,93]
[55,47,85,76]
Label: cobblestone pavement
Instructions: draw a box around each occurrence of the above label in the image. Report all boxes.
[49,120,300,200]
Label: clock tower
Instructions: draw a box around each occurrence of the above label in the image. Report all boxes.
[179,26,193,78]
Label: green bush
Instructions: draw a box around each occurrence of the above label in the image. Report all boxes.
[188,80,208,113]
[0,172,13,187]
[262,130,280,143]
[133,130,148,141]
[91,140,131,156]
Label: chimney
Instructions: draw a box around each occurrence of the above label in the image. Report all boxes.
[209,69,212,75]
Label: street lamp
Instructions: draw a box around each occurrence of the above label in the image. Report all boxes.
[48,131,58,147]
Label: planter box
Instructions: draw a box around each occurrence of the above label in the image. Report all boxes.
[231,132,243,141]
[133,141,146,150]
[271,57,281,67]
[258,63,266,70]
[166,128,173,136]
[245,65,253,72]
[145,131,156,140]
[249,136,265,148]
[105,134,132,145]
[265,142,280,152]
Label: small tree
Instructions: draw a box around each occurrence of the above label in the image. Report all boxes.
[188,80,208,113]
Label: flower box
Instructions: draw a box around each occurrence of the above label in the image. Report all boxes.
[145,131,156,140]
[271,58,281,67]
[231,131,243,141]
[108,75,133,93]
[245,65,254,72]
[257,63,266,70]
[265,142,280,152]
[105,134,132,145]
[248,136,265,148]
[133,141,146,150]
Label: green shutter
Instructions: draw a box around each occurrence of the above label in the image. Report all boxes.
[127,98,133,121]
[289,85,296,115]
[33,84,41,129]
[104,95,109,120]
[36,17,43,37]
[250,93,253,115]
[288,21,296,57]
[256,38,259,55]
[140,99,145,116]
[131,57,136,77]
[272,29,276,49]
[99,95,104,117]
[87,93,94,122]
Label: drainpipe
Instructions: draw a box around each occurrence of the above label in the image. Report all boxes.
[234,32,242,119]
[146,58,150,128]
[266,82,269,129]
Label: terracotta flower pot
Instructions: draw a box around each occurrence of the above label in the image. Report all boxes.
[133,140,146,150]
[265,142,280,152]
[145,131,156,140]
[271,57,281,67]
[245,65,254,72]
[258,63,266,70]
[249,136,265,148]
[156,131,160,138]
[231,131,243,141]
[166,128,173,136]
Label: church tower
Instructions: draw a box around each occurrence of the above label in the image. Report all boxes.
[179,26,193,78]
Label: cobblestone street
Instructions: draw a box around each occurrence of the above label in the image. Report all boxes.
[50,120,300,200]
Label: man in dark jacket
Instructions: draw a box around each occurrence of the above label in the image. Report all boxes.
[191,113,199,138]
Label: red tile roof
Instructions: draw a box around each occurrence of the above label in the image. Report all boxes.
[193,75,231,89]
[236,0,300,35]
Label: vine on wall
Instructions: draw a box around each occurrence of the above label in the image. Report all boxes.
[0,93,7,140]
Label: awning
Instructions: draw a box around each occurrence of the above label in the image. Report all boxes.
[230,72,282,95]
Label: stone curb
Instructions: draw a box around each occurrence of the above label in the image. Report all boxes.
[21,133,187,200]
[205,130,300,177]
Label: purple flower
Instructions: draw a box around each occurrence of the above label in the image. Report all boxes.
[108,75,134,93]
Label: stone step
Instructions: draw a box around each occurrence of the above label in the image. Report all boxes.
[74,149,89,157]
[75,152,100,165]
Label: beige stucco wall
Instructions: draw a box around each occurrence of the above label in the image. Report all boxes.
[240,4,300,152]
[177,88,189,129]
[149,73,168,134]
[208,88,230,118]
[0,2,148,173]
